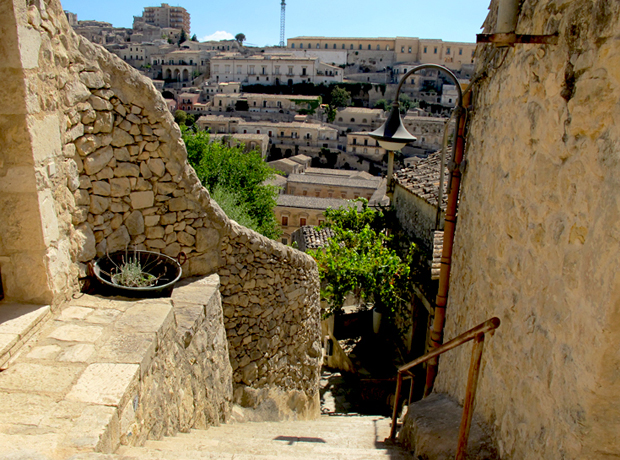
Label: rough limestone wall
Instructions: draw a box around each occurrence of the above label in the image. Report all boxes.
[19,0,321,418]
[434,1,620,459]
[392,185,441,250]
[220,222,322,419]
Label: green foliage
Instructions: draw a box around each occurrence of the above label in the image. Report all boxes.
[374,99,390,111]
[326,105,338,123]
[399,94,412,114]
[185,113,195,127]
[182,129,281,239]
[291,98,321,115]
[309,199,415,322]
[235,33,246,44]
[329,86,352,108]
[209,185,260,232]
[191,34,198,42]
[174,109,187,125]
[178,29,188,46]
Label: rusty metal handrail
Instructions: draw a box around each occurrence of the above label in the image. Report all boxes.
[389,317,500,460]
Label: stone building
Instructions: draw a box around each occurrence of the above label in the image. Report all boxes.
[276,196,359,245]
[333,107,385,133]
[210,54,343,86]
[287,36,476,72]
[196,116,340,156]
[392,152,447,250]
[211,93,321,115]
[137,3,190,34]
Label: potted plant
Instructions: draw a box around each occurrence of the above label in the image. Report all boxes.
[92,248,182,298]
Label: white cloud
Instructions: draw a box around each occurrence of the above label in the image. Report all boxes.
[200,31,235,42]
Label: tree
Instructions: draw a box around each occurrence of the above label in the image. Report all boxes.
[178,29,188,46]
[182,129,281,239]
[326,105,338,123]
[310,199,414,322]
[191,34,198,42]
[374,99,390,111]
[235,33,246,45]
[174,109,187,125]
[399,94,412,114]
[329,86,352,108]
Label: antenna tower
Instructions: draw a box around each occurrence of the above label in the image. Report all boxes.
[279,0,286,47]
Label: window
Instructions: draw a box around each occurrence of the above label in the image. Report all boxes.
[386,46,390,50]
[308,43,311,48]
[401,46,405,53]
[364,139,368,145]
[291,43,295,48]
[362,118,368,123]
[225,65,230,73]
[282,237,288,244]
[282,215,288,225]
[350,44,354,49]
[302,67,307,76]
[338,117,343,122]
[376,45,380,50]
[353,138,357,145]
[459,48,463,55]
[315,191,320,197]
[350,118,355,122]
[299,43,303,49]
[325,44,329,49]
[434,47,438,54]
[262,66,267,75]
[300,218,307,226]
[341,192,346,198]
[334,44,337,49]
[236,66,241,74]
[446,47,451,55]
[316,43,320,48]
[280,131,284,137]
[359,44,362,50]
[288,66,294,75]
[274,66,280,75]
[318,219,324,225]
[302,190,307,196]
[342,44,345,49]
[408,47,412,53]
[249,65,255,75]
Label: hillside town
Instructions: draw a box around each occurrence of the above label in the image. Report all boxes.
[63,3,473,243]
[1,1,618,460]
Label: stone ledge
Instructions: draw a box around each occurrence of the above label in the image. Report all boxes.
[398,393,498,460]
[0,274,231,459]
[0,303,51,369]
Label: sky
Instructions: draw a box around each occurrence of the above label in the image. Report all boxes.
[60,0,491,47]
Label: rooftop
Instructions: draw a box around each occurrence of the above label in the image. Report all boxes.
[294,226,335,250]
[287,173,380,189]
[277,195,361,211]
[394,151,448,209]
[304,168,378,181]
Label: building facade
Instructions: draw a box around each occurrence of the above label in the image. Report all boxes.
[140,3,190,34]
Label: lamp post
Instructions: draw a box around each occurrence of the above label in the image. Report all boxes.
[369,63,466,395]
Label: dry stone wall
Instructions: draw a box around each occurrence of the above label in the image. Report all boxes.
[4,0,322,419]
[434,1,620,459]
[220,223,322,418]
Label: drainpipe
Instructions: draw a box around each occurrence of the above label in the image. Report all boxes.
[424,89,472,396]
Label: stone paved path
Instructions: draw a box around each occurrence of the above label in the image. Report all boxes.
[116,415,412,460]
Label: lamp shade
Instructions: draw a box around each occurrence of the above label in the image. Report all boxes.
[369,103,417,151]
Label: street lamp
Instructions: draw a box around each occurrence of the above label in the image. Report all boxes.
[369,63,463,195]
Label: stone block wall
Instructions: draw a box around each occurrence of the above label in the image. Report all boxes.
[220,223,322,418]
[434,1,620,459]
[1,0,321,419]
[392,185,441,251]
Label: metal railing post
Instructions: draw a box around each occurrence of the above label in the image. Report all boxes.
[390,372,403,441]
[455,333,485,460]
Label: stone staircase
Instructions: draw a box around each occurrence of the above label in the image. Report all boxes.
[115,415,412,460]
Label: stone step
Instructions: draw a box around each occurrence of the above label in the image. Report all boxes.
[117,415,412,460]
[398,393,498,460]
[0,302,51,369]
